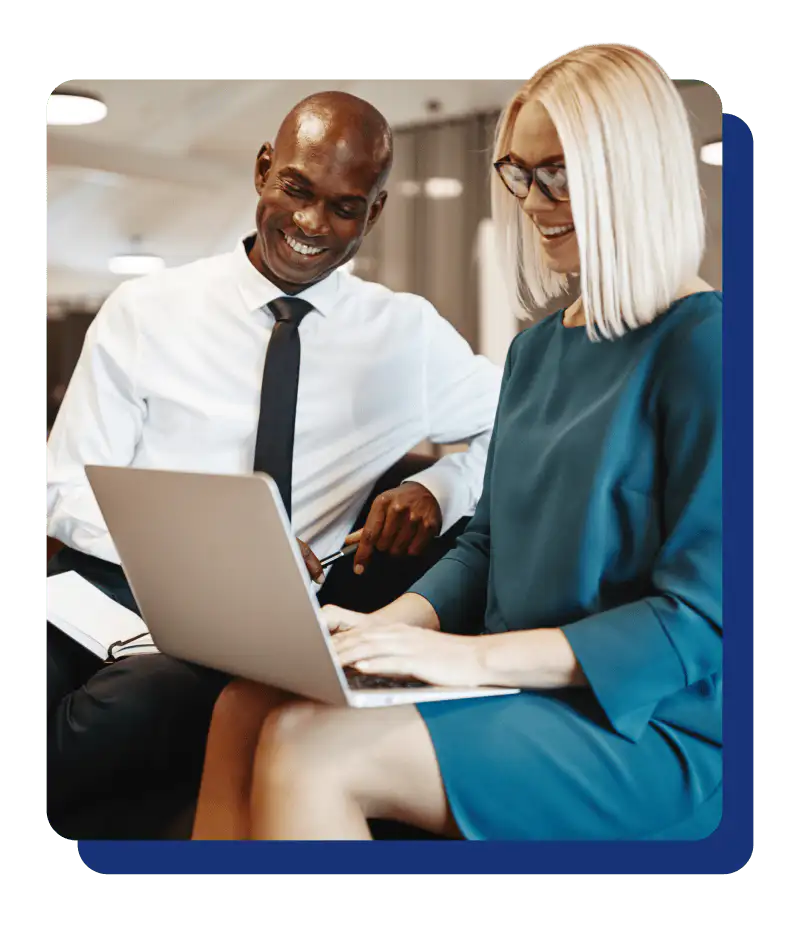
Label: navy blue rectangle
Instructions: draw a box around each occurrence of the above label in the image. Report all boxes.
[77,112,753,876]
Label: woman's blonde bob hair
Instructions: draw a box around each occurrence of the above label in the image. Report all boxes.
[492,44,706,340]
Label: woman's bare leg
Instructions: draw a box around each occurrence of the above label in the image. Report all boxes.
[249,701,460,840]
[192,679,294,840]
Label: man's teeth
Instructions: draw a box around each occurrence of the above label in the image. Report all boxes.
[284,234,325,256]
[538,223,575,238]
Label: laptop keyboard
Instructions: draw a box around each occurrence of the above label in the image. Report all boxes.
[344,667,430,690]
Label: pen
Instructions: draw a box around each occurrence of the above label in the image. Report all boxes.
[319,543,359,570]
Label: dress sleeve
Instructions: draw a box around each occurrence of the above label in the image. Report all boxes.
[562,310,723,741]
[409,333,521,634]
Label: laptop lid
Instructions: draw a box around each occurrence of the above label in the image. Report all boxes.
[85,466,350,706]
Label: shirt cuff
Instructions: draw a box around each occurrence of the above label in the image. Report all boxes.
[48,519,122,565]
[562,600,687,742]
[402,466,469,536]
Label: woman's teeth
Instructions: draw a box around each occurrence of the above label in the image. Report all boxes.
[284,233,325,256]
[537,223,575,239]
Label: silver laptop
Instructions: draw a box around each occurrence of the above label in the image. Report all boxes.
[85,466,518,708]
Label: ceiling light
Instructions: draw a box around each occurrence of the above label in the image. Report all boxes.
[399,180,422,198]
[700,140,722,167]
[48,89,107,126]
[108,254,165,276]
[424,177,463,199]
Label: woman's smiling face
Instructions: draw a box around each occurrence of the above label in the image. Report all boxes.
[507,100,579,275]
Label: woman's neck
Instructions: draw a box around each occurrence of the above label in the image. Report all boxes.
[562,298,585,328]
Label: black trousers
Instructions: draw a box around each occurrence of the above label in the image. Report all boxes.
[47,547,231,838]
[47,522,467,840]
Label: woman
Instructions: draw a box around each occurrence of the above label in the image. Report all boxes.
[192,44,722,841]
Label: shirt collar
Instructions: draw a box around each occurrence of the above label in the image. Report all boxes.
[231,232,342,318]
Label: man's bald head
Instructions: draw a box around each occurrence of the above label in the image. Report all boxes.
[274,91,393,191]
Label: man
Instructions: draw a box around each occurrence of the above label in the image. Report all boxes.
[47,91,501,837]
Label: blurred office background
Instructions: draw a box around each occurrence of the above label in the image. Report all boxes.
[47,79,722,432]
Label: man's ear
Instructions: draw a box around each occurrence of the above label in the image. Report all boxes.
[365,190,388,235]
[254,142,274,194]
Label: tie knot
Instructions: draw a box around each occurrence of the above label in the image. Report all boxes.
[268,297,314,326]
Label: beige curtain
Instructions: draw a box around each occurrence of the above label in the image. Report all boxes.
[353,112,500,352]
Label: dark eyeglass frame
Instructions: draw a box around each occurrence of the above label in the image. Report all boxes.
[493,154,570,204]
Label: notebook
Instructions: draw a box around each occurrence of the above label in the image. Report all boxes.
[46,571,159,662]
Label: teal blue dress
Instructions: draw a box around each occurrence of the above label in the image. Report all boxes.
[412,292,723,841]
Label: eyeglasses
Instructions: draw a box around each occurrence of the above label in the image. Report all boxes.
[493,155,570,203]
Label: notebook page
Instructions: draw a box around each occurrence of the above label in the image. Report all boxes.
[47,571,149,660]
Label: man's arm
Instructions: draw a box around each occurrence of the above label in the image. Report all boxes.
[405,303,501,531]
[47,284,146,563]
[350,301,502,572]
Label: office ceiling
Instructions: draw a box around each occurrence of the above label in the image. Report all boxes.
[47,79,721,304]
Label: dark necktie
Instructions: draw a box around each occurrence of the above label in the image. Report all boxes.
[253,296,314,520]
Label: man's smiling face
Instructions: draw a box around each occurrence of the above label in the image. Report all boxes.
[248,96,391,293]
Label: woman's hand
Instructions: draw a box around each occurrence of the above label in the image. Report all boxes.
[322,593,440,636]
[332,623,486,688]
[321,604,388,635]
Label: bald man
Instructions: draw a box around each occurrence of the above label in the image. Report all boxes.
[46,92,501,837]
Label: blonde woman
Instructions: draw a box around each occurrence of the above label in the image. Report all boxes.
[192,45,722,841]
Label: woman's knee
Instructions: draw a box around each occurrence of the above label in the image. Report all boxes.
[250,703,454,832]
[209,678,282,739]
[254,701,344,785]
[256,700,324,752]
[252,703,414,802]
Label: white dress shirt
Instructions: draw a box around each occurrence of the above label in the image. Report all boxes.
[47,235,502,565]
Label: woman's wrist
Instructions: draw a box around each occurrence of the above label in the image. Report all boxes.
[373,593,440,630]
[474,628,587,689]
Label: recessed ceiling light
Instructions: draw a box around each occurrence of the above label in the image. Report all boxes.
[700,140,722,167]
[108,254,165,276]
[399,180,422,198]
[48,89,107,126]
[424,177,463,199]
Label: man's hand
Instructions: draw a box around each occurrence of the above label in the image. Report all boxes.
[347,482,442,575]
[297,538,324,583]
